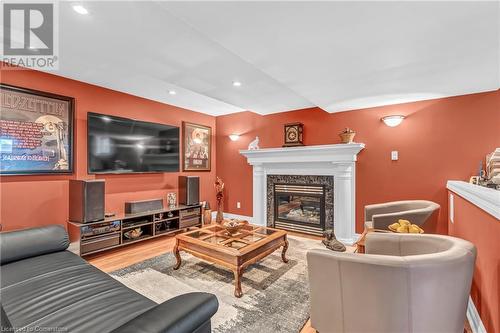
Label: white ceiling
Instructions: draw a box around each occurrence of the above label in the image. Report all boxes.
[50,1,498,116]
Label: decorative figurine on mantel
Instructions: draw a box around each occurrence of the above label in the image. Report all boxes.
[248,136,260,150]
[214,177,225,223]
[322,229,346,252]
[339,128,356,144]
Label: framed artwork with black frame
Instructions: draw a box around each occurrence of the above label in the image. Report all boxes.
[0,83,75,175]
[182,122,211,171]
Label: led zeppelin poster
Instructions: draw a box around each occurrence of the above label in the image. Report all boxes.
[0,84,74,175]
[182,122,211,171]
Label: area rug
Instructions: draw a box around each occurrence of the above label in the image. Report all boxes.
[110,236,325,333]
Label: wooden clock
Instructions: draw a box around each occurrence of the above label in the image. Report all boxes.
[283,122,304,147]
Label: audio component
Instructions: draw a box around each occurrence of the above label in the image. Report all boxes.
[81,220,121,238]
[179,176,200,206]
[69,179,105,223]
[125,198,163,214]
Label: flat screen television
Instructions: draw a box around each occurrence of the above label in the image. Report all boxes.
[87,112,179,174]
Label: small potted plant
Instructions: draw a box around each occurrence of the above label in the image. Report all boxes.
[339,128,356,144]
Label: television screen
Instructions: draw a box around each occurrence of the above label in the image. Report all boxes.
[88,113,179,174]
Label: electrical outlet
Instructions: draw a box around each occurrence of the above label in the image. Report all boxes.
[237,202,241,209]
[391,151,399,161]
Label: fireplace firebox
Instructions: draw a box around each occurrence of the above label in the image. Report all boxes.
[274,184,325,234]
[267,175,333,236]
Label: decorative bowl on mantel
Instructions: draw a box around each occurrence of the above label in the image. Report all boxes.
[339,128,356,143]
[222,219,248,236]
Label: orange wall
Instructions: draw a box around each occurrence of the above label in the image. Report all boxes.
[448,192,499,333]
[216,90,500,234]
[0,69,217,231]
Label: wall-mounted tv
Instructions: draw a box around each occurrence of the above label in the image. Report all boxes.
[88,112,179,174]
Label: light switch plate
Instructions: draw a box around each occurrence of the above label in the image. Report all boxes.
[237,202,241,209]
[391,151,399,160]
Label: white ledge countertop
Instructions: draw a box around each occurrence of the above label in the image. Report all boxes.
[447,180,500,220]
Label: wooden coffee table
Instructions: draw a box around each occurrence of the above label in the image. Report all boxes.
[173,224,288,297]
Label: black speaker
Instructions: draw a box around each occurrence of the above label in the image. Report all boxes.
[69,179,105,223]
[179,176,199,206]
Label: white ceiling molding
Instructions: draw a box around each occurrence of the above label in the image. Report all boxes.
[41,1,498,116]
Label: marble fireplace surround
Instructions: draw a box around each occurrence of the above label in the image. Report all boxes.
[267,175,334,231]
[240,143,365,245]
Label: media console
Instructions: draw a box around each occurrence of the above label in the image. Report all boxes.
[68,204,202,256]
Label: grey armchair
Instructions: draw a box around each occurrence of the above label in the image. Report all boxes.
[307,233,476,333]
[364,200,440,230]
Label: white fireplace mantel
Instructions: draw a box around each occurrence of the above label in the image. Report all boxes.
[240,143,365,244]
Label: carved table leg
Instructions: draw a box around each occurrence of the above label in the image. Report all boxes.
[233,267,243,298]
[281,236,289,263]
[173,240,182,270]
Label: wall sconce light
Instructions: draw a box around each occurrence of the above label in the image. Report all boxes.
[229,134,240,141]
[382,115,405,127]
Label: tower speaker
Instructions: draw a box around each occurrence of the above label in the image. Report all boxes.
[179,176,199,206]
[69,179,105,223]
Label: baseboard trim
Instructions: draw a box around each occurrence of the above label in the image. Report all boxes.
[467,296,487,333]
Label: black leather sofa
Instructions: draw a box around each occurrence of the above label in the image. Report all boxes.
[0,225,218,333]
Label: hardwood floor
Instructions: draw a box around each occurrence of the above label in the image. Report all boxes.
[86,235,176,272]
[300,319,316,333]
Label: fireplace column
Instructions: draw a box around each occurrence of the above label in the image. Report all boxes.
[332,163,356,244]
[252,164,266,226]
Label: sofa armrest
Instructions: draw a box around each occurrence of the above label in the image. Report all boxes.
[307,249,409,333]
[371,208,433,230]
[0,225,69,265]
[365,201,413,221]
[111,292,218,333]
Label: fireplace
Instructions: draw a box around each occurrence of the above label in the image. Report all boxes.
[267,175,333,235]
[240,143,364,244]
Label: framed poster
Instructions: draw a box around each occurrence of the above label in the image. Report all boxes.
[0,84,74,175]
[182,122,211,171]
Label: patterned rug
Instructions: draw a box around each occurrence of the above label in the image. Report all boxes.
[110,236,325,333]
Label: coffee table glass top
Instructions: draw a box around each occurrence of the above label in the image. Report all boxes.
[184,224,278,250]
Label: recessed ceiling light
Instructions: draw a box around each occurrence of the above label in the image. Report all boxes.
[232,81,242,87]
[168,90,177,95]
[72,5,89,15]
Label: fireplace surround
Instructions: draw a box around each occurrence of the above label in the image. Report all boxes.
[267,175,334,235]
[240,143,365,244]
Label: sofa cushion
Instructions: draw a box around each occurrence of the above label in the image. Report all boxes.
[1,251,156,333]
[0,225,69,265]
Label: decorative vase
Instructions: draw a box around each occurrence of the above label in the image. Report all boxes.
[214,177,225,223]
[216,201,224,223]
[204,209,212,224]
[339,128,356,143]
[203,202,212,225]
